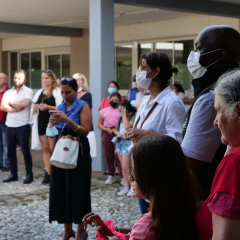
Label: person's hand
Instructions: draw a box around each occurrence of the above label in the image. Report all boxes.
[39,103,48,111]
[106,128,113,135]
[124,128,145,141]
[82,213,113,237]
[49,111,68,125]
[116,132,122,138]
[119,106,127,115]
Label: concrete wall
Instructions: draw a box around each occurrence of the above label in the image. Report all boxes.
[114,15,239,43]
[70,29,89,81]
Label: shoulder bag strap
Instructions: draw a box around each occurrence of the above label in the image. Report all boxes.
[134,102,158,129]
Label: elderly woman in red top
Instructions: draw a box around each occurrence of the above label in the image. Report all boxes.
[195,69,240,240]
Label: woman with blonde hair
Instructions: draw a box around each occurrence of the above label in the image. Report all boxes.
[73,73,97,158]
[30,69,62,184]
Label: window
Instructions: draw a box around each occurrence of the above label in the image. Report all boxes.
[10,52,18,87]
[155,42,173,63]
[174,40,194,91]
[139,43,151,58]
[116,45,132,90]
[20,52,42,89]
[46,54,70,78]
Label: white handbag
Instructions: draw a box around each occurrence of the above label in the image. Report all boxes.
[50,103,83,169]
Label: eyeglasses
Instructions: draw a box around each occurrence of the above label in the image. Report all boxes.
[60,77,75,82]
[41,69,51,73]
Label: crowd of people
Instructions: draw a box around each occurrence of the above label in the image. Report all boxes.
[0,24,240,240]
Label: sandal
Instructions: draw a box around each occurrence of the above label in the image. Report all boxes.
[66,230,75,240]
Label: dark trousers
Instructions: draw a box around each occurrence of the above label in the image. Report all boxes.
[101,131,123,178]
[6,124,33,176]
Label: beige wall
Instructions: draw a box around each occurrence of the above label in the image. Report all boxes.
[114,15,240,43]
[70,29,89,82]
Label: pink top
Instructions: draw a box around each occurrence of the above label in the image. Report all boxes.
[130,213,156,240]
[100,107,120,128]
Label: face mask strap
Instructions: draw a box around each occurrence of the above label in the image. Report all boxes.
[200,49,222,56]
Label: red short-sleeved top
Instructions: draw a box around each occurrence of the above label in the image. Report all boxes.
[195,146,240,240]
[98,96,125,111]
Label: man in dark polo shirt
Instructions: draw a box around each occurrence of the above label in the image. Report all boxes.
[0,73,9,171]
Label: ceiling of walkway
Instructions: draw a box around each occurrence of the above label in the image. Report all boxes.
[0,0,196,39]
[0,0,240,39]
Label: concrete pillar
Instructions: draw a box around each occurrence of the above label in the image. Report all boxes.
[90,0,114,171]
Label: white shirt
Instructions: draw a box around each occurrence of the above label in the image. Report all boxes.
[3,85,34,127]
[181,92,222,163]
[134,86,186,144]
[184,89,194,111]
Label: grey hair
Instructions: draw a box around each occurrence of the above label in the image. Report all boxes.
[212,67,240,120]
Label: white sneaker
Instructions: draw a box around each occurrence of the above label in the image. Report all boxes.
[117,187,130,196]
[127,187,135,197]
[105,175,116,185]
[120,178,125,187]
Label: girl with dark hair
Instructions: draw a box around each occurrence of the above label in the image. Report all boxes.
[112,100,136,196]
[124,52,187,214]
[172,83,185,100]
[49,77,92,240]
[98,81,125,110]
[98,92,123,185]
[83,134,199,240]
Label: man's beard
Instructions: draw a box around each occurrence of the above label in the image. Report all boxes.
[14,82,24,88]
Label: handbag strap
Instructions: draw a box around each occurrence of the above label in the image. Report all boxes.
[134,102,158,129]
[58,102,82,140]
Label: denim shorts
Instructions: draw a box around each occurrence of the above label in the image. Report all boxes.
[115,138,131,155]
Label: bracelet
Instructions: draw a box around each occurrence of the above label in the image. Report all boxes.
[15,108,18,112]
[114,226,120,232]
[74,125,80,132]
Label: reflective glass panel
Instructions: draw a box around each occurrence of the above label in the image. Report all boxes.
[10,52,18,87]
[116,45,132,90]
[31,52,41,89]
[62,54,70,77]
[155,42,173,63]
[49,55,60,78]
[174,40,194,91]
[21,53,30,87]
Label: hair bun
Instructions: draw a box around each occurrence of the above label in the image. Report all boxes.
[171,67,178,74]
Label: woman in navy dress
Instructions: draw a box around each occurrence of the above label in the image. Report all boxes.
[49,77,92,240]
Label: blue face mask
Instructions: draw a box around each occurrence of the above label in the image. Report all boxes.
[108,87,117,94]
[191,85,194,90]
[119,112,122,117]
[46,125,59,137]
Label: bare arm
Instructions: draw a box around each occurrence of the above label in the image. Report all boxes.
[212,213,240,240]
[183,97,194,104]
[9,98,31,109]
[97,115,112,135]
[1,100,19,112]
[122,113,134,130]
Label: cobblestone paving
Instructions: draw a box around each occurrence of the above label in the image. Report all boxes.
[0,165,140,240]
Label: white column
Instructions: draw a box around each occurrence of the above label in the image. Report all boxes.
[132,41,138,75]
[89,0,114,171]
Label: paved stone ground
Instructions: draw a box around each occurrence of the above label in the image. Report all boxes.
[0,165,140,240]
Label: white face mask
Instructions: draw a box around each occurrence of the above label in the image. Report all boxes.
[78,87,83,92]
[187,49,220,78]
[136,70,154,90]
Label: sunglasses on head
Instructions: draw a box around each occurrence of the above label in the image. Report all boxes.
[41,69,51,73]
[60,77,75,82]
